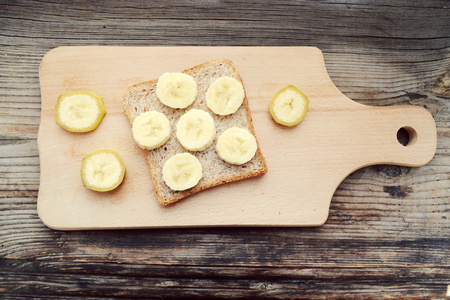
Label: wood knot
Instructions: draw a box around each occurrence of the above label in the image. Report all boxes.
[405,92,428,100]
[257,282,271,290]
[376,165,409,179]
[433,71,450,95]
[383,185,413,198]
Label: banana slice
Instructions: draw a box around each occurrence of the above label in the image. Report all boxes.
[176,109,216,151]
[162,153,203,191]
[270,85,309,127]
[206,76,245,115]
[216,127,257,165]
[81,149,126,192]
[55,91,106,132]
[156,72,198,109]
[132,111,171,150]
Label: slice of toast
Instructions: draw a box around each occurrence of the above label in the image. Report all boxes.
[123,59,268,205]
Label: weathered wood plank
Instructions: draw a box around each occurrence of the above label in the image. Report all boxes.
[1,257,449,299]
[2,258,448,280]
[0,1,448,48]
[1,272,448,300]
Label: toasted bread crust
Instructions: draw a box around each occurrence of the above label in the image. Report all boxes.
[123,59,267,205]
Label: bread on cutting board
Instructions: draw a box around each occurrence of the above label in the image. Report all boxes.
[123,59,268,205]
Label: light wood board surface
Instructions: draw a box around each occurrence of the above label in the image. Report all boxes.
[37,46,437,230]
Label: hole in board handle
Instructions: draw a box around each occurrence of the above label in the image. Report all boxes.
[397,126,417,146]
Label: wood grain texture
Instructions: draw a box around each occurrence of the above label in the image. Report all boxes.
[0,0,449,299]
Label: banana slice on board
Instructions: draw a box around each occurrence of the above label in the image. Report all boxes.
[216,127,257,165]
[206,76,245,115]
[176,109,216,151]
[55,91,106,132]
[270,85,309,127]
[81,149,126,192]
[132,111,171,150]
[163,153,203,191]
[156,72,198,109]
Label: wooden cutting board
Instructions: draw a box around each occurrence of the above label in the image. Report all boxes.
[37,46,436,230]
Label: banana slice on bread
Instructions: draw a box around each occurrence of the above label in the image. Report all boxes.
[216,127,257,165]
[132,111,171,150]
[176,109,216,151]
[206,76,245,115]
[156,72,198,109]
[163,153,203,191]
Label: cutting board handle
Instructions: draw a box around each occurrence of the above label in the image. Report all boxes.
[351,104,437,169]
[315,46,437,170]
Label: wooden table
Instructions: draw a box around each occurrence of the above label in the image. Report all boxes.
[1,1,449,298]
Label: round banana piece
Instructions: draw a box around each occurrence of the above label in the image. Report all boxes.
[163,153,203,191]
[216,127,257,165]
[81,149,126,192]
[176,109,216,151]
[132,111,171,150]
[55,91,106,132]
[206,76,245,115]
[270,85,309,127]
[156,72,198,109]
